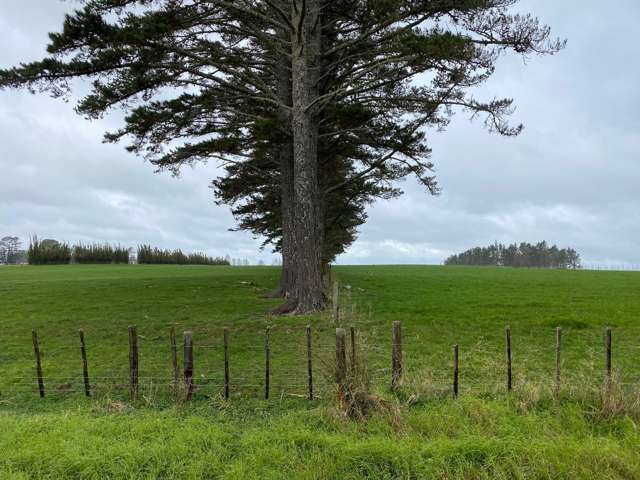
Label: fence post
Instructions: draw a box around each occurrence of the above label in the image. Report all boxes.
[350,326,357,375]
[336,328,347,395]
[264,327,270,400]
[32,329,45,398]
[307,325,313,401]
[505,326,512,392]
[332,282,340,323]
[128,325,138,401]
[79,329,91,397]
[170,326,179,393]
[605,327,612,393]
[224,327,230,400]
[184,331,194,401]
[555,327,561,396]
[453,344,459,398]
[391,321,402,390]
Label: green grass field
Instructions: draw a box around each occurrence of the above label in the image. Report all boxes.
[1,265,639,479]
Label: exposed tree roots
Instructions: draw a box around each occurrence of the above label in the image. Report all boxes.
[271,299,299,315]
[264,286,286,299]
[271,298,325,316]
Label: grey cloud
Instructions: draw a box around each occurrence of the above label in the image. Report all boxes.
[1,0,639,266]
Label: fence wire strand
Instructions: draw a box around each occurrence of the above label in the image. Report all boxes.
[2,321,639,405]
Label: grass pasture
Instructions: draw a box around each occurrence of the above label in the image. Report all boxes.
[1,264,640,479]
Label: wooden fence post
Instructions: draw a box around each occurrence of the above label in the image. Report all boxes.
[184,331,194,401]
[336,328,347,395]
[170,326,179,392]
[224,327,230,400]
[605,327,612,393]
[505,326,512,392]
[128,325,138,401]
[307,325,313,401]
[453,344,459,398]
[79,329,91,397]
[391,321,402,390]
[555,327,561,396]
[332,282,340,323]
[32,329,45,398]
[350,326,357,375]
[264,327,270,400]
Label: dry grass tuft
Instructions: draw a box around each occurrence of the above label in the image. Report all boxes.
[103,399,129,414]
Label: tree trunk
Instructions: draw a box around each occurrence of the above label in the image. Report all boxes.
[269,143,295,302]
[288,0,325,314]
[268,10,295,300]
[267,143,294,300]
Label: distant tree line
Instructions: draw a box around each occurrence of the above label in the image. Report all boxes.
[445,242,581,269]
[30,238,129,265]
[28,237,72,265]
[73,243,130,264]
[137,245,229,266]
[25,237,229,266]
[0,236,27,264]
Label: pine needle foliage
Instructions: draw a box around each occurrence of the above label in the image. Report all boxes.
[27,236,72,265]
[73,243,130,264]
[137,245,228,266]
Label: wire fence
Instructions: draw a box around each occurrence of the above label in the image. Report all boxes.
[581,263,640,272]
[1,319,638,408]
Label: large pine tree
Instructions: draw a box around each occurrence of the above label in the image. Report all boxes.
[0,0,564,313]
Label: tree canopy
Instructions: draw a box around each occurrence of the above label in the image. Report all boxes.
[0,0,565,312]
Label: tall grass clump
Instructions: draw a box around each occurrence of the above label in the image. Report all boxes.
[27,236,72,265]
[73,243,130,264]
[137,245,229,265]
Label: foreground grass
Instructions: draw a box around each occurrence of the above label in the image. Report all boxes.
[1,265,640,478]
[2,399,639,479]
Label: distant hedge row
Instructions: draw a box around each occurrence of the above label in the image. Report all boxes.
[27,238,228,266]
[28,237,72,265]
[137,245,229,265]
[28,238,129,265]
[73,243,130,264]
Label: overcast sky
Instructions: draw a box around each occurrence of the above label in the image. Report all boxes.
[1,1,639,266]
